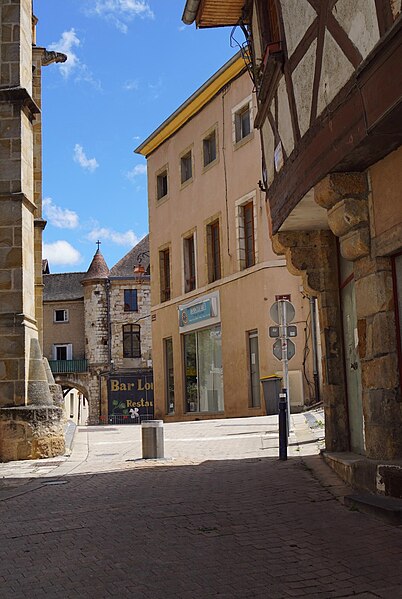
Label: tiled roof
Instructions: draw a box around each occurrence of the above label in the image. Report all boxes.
[43,272,86,301]
[109,234,150,277]
[81,250,110,282]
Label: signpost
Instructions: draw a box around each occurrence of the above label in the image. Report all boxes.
[270,297,297,443]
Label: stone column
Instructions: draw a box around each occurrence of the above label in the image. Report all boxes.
[315,172,402,460]
[272,230,349,453]
[0,2,65,461]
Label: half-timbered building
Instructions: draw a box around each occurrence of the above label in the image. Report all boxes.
[182,0,402,496]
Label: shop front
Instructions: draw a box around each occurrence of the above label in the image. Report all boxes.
[179,292,224,415]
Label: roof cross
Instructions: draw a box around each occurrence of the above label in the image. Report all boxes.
[96,240,101,251]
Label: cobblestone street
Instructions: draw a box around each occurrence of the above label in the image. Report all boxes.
[1,415,402,599]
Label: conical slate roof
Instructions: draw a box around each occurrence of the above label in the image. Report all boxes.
[81,249,109,282]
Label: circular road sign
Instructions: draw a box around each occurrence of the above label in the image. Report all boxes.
[270,300,296,325]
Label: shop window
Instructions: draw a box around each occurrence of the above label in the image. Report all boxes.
[159,248,171,302]
[123,324,141,358]
[181,150,193,184]
[54,309,68,323]
[207,220,221,283]
[248,331,261,408]
[164,337,175,414]
[234,103,251,144]
[124,289,138,312]
[184,234,196,293]
[157,169,168,200]
[203,129,217,167]
[184,326,223,413]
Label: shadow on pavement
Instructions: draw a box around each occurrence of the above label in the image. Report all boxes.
[1,455,402,598]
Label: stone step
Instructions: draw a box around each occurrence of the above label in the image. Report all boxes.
[344,493,402,525]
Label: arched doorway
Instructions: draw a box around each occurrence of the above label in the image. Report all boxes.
[56,380,90,426]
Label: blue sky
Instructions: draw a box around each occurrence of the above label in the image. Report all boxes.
[36,0,237,273]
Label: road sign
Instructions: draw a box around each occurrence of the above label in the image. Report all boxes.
[270,300,295,325]
[269,325,297,338]
[273,338,296,361]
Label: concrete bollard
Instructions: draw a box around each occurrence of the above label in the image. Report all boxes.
[141,420,164,459]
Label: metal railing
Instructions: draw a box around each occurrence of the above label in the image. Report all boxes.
[100,413,155,425]
[49,359,88,374]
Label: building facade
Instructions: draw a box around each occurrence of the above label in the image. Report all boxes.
[43,237,152,425]
[0,1,67,461]
[136,56,317,422]
[183,0,402,495]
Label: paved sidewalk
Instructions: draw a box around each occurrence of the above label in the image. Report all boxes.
[0,415,402,598]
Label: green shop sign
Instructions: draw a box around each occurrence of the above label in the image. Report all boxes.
[179,298,213,327]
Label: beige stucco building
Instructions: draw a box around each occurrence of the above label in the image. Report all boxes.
[136,55,317,422]
[183,0,402,496]
[43,237,152,425]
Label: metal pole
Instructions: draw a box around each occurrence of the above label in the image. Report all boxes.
[279,300,290,434]
[309,296,320,403]
[278,390,288,460]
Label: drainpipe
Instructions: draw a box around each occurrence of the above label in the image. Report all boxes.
[182,0,201,24]
[310,296,320,403]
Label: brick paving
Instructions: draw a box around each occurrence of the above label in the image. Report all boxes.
[0,415,402,598]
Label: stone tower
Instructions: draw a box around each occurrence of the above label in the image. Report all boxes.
[0,1,66,460]
[81,248,110,424]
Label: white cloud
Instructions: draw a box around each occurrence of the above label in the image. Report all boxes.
[48,29,101,89]
[123,79,139,91]
[126,163,147,180]
[74,144,99,172]
[43,241,82,266]
[88,227,140,246]
[48,29,81,78]
[43,198,79,229]
[86,0,154,32]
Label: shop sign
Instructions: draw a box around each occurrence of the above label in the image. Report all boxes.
[179,298,213,327]
[107,369,154,424]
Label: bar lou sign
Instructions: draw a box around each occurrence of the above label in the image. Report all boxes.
[107,369,154,424]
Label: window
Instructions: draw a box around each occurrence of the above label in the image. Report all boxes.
[123,324,141,358]
[124,289,138,312]
[248,331,261,408]
[207,220,221,283]
[184,326,223,413]
[257,0,281,50]
[184,234,196,293]
[157,169,168,200]
[54,309,68,323]
[159,248,171,302]
[181,150,193,184]
[203,129,217,167]
[234,104,251,143]
[243,201,255,268]
[52,344,72,361]
[164,338,175,414]
[236,196,256,270]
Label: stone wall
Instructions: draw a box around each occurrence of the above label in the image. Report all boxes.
[109,280,151,369]
[315,172,402,460]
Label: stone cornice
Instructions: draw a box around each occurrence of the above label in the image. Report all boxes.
[0,86,40,116]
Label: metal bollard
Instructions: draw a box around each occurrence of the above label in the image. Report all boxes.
[141,420,164,459]
[278,390,288,461]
